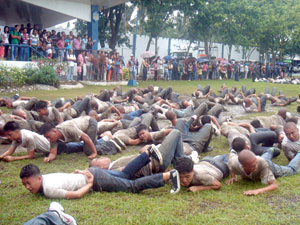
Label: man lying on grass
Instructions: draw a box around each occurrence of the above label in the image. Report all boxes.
[19,146,180,199]
[227,148,300,196]
[0,121,50,162]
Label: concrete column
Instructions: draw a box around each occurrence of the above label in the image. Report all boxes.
[88,5,99,50]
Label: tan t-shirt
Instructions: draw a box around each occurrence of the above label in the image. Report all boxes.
[40,107,61,125]
[228,153,275,184]
[150,130,166,144]
[190,162,223,186]
[114,127,137,144]
[12,129,50,153]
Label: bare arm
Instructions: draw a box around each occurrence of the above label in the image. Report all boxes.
[65,169,94,199]
[210,116,221,130]
[81,133,97,159]
[188,179,222,192]
[256,97,261,112]
[128,138,141,145]
[3,151,35,162]
[244,180,278,196]
[44,147,58,163]
[0,145,17,159]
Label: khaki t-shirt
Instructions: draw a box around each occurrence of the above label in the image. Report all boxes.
[40,107,61,125]
[150,130,166,144]
[228,153,275,184]
[114,127,137,144]
[190,162,223,186]
[12,129,50,153]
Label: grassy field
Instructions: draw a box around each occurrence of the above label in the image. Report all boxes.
[0,79,300,224]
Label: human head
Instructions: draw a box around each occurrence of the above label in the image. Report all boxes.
[174,157,194,187]
[15,25,19,32]
[297,106,300,113]
[165,110,176,121]
[3,121,21,141]
[39,122,59,143]
[238,150,257,175]
[243,98,252,107]
[201,115,211,125]
[283,122,299,142]
[88,110,99,121]
[20,164,42,194]
[250,119,262,128]
[90,157,111,169]
[137,124,150,142]
[148,84,154,92]
[35,100,49,116]
[277,108,287,120]
[4,26,9,33]
[90,99,98,111]
[232,137,249,153]
[181,100,189,109]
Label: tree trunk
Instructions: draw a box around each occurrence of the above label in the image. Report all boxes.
[146,36,152,51]
[185,40,193,58]
[271,51,276,65]
[204,41,209,59]
[155,36,158,55]
[108,5,124,50]
[227,44,232,61]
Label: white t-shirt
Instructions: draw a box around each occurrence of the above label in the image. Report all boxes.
[67,53,76,67]
[42,173,87,198]
[12,100,29,108]
[30,34,39,46]
[12,129,50,153]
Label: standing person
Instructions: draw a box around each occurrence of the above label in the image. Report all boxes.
[67,49,76,81]
[77,51,84,81]
[82,34,88,51]
[245,63,249,79]
[240,62,245,79]
[56,36,65,63]
[20,28,29,61]
[252,62,258,82]
[73,36,81,59]
[29,29,40,58]
[202,62,208,80]
[10,25,21,60]
[172,59,179,80]
[3,26,10,59]
[142,58,149,81]
[212,61,217,80]
[86,37,95,53]
[234,62,240,81]
[115,53,121,81]
[187,62,193,81]
[227,62,232,79]
[153,57,159,81]
[157,56,163,81]
[135,58,139,76]
[167,60,174,81]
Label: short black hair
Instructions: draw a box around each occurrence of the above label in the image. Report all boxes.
[297,106,300,113]
[174,157,194,174]
[35,100,48,111]
[231,137,246,153]
[39,122,55,135]
[20,164,41,179]
[136,124,148,134]
[201,115,211,125]
[250,119,262,128]
[3,121,20,132]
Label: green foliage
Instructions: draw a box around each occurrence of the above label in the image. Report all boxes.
[0,65,27,86]
[25,65,60,88]
[122,67,129,80]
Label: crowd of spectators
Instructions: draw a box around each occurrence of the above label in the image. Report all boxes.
[0,23,95,62]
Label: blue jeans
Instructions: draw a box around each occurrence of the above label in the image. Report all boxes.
[11,44,18,60]
[67,66,74,80]
[24,212,63,225]
[89,152,165,192]
[72,97,91,116]
[234,72,239,81]
[168,70,172,81]
[19,45,28,61]
[175,118,213,153]
[123,109,143,120]
[158,129,185,170]
[262,150,300,177]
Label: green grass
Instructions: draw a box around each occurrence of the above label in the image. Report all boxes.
[1,79,300,224]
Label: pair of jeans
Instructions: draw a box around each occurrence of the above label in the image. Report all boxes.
[89,152,165,192]
[142,67,147,81]
[19,45,28,61]
[262,150,300,177]
[72,97,91,117]
[175,118,213,153]
[67,66,74,80]
[82,117,98,156]
[250,131,277,156]
[11,44,18,60]
[234,72,239,81]
[207,103,223,118]
[128,113,159,131]
[122,109,143,121]
[168,70,173,81]
[24,212,64,225]
[158,87,172,100]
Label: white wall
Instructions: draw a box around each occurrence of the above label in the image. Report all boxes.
[115,34,260,64]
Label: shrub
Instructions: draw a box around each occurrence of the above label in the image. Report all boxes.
[122,67,129,80]
[0,65,27,86]
[25,65,60,88]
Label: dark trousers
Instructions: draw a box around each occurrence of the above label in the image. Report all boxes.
[89,152,165,193]
[250,131,277,155]
[72,97,91,117]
